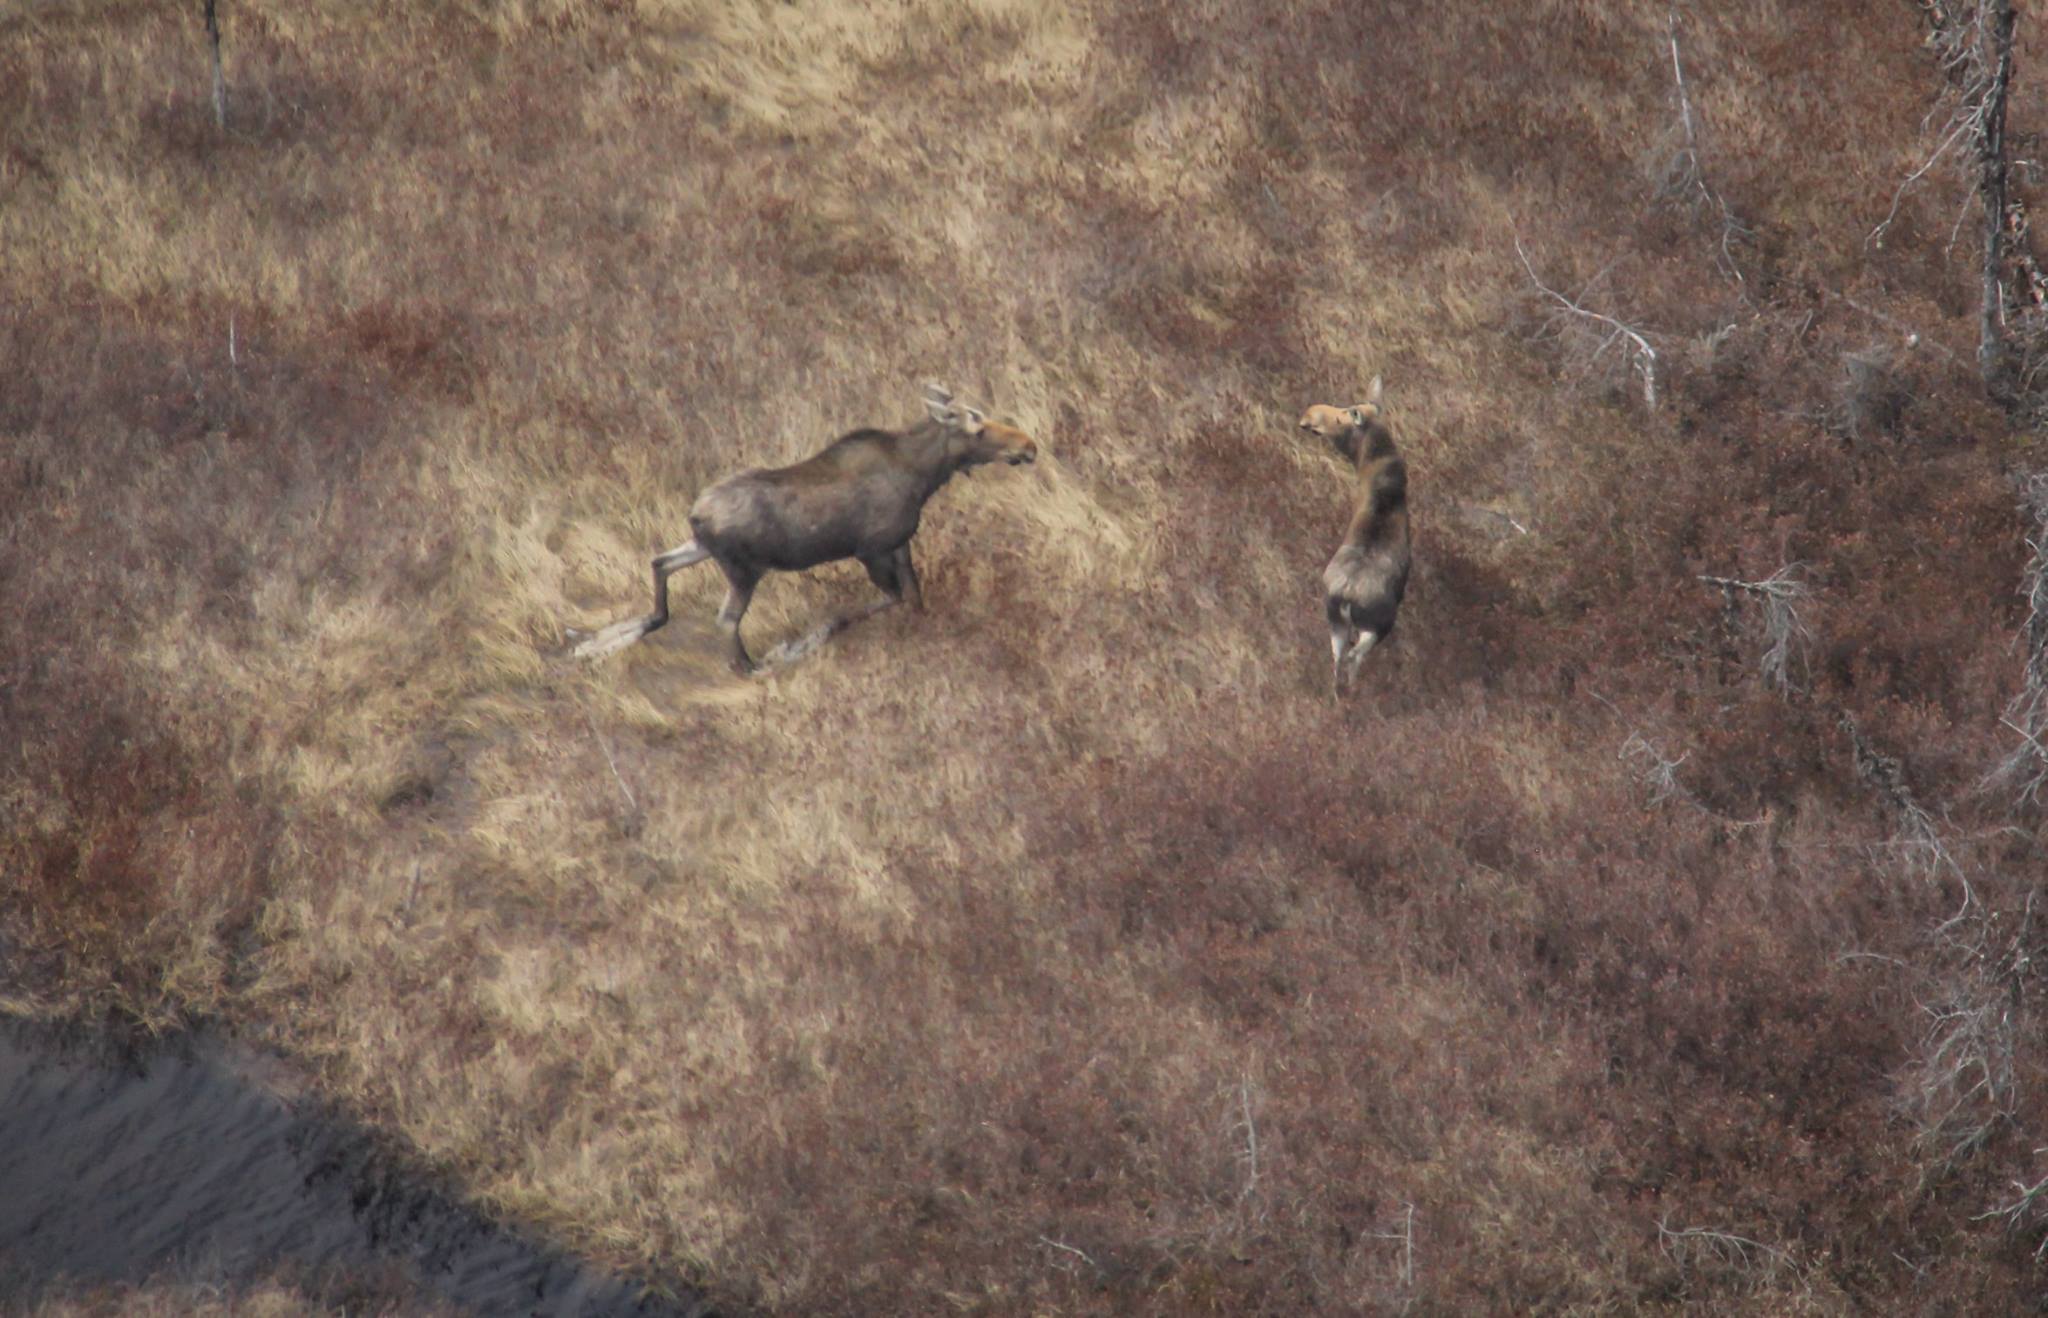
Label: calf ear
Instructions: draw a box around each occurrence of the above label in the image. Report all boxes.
[962,405,986,431]
[1367,375,1383,406]
[925,395,956,424]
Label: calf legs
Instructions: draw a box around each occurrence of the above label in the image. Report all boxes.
[1327,622,1380,698]
[1327,591,1399,697]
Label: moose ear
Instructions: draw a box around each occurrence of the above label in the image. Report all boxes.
[1366,375,1383,407]
[924,394,957,425]
[962,405,986,431]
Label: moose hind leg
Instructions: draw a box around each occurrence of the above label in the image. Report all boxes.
[1342,630,1380,682]
[716,568,760,675]
[1329,621,1356,698]
[654,538,710,574]
[647,538,712,637]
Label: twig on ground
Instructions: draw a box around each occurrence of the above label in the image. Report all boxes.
[1038,1236,1097,1272]
[1361,1203,1417,1290]
[1657,1218,1796,1291]
[587,710,637,813]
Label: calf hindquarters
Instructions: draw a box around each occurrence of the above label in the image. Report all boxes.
[1323,543,1409,694]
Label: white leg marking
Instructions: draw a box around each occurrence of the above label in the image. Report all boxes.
[654,538,709,572]
[1343,630,1379,679]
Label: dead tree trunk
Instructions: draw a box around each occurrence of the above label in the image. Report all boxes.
[203,0,226,131]
[1978,0,2018,402]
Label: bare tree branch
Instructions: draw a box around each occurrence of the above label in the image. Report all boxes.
[1875,1,2025,403]
[1977,1162,2048,1257]
[1362,1203,1417,1291]
[1870,113,1976,250]
[1975,0,2019,399]
[1658,12,1753,292]
[1235,1074,1261,1208]
[1988,470,2048,806]
[1515,234,1659,408]
[1700,564,1812,693]
[203,0,227,131]
[1657,1218,1798,1293]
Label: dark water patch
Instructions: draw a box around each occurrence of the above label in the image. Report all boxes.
[0,1023,711,1317]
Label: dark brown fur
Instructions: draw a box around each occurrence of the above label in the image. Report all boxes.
[608,385,1036,673]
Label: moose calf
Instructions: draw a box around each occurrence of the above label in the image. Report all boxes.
[1299,377,1411,696]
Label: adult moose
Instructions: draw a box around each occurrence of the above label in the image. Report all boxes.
[572,384,1037,672]
[1299,377,1411,697]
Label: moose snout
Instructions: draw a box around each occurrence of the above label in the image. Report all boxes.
[1008,444,1037,465]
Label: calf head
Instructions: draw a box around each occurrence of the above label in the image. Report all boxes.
[1298,376,1385,464]
[924,383,1037,469]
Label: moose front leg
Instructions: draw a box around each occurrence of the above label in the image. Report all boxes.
[892,543,923,610]
[862,553,905,605]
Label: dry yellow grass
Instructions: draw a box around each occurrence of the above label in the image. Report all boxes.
[5,0,2044,1312]
[16,1271,460,1318]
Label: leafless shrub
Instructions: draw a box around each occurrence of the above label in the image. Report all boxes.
[2003,307,2048,420]
[1908,975,2019,1170]
[1829,289,1963,366]
[1232,1073,1264,1219]
[1620,729,1689,806]
[1871,0,2012,252]
[1987,470,2048,807]
[1874,0,2025,403]
[1837,348,1913,441]
[1842,697,2043,1188]
[1591,690,1772,827]
[1362,1203,1416,1294]
[1841,711,1964,888]
[1700,564,1813,694]
[1657,1218,1798,1293]
[1654,12,1752,292]
[1976,1162,2048,1257]
[1515,234,1659,408]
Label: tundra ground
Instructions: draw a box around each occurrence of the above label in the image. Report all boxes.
[6,2,2048,1312]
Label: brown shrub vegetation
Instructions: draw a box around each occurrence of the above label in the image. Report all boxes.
[5,0,2048,1311]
